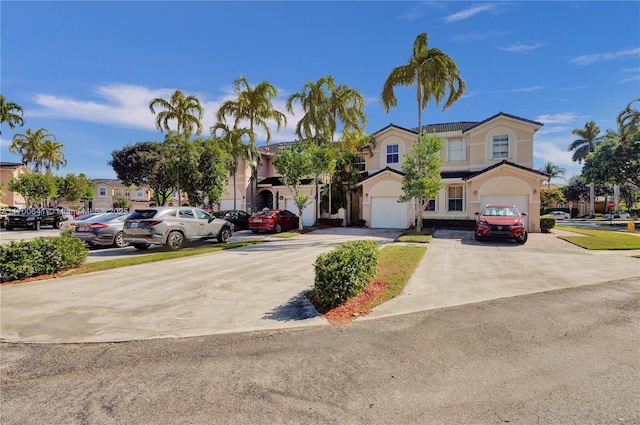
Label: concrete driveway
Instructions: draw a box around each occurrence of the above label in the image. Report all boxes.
[1,228,638,344]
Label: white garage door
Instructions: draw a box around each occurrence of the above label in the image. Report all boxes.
[219,200,236,211]
[370,197,408,229]
[480,196,529,229]
[285,199,315,226]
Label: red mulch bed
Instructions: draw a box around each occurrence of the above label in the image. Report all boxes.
[311,279,389,325]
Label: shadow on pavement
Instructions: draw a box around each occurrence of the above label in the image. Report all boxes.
[263,291,321,322]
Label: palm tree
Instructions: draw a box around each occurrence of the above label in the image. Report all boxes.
[568,121,602,217]
[9,128,61,173]
[0,94,25,135]
[216,76,287,212]
[617,97,640,144]
[149,89,204,137]
[381,33,466,131]
[39,139,68,174]
[568,120,601,163]
[211,122,251,210]
[538,160,566,186]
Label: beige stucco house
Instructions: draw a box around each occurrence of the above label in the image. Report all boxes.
[216,112,549,232]
[90,179,153,210]
[0,162,30,208]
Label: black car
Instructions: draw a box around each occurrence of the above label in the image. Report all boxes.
[213,210,251,231]
[5,208,65,231]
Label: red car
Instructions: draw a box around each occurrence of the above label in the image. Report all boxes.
[248,209,299,233]
[474,204,528,244]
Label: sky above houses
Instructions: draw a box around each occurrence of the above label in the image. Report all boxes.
[1,1,638,183]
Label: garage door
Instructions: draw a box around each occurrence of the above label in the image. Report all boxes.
[370,197,408,229]
[480,196,529,229]
[219,200,236,211]
[285,199,315,226]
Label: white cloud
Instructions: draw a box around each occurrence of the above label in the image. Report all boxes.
[538,126,571,135]
[511,86,544,93]
[569,47,640,65]
[533,140,580,178]
[27,83,302,143]
[396,2,444,20]
[498,42,543,53]
[444,4,495,23]
[535,112,578,125]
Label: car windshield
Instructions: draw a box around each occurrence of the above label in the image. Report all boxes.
[128,209,162,219]
[253,211,274,217]
[484,207,518,216]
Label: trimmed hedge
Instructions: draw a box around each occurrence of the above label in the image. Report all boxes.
[313,240,379,310]
[1,236,88,282]
[540,216,556,233]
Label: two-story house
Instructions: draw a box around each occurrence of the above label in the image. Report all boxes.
[0,162,30,208]
[91,179,153,210]
[216,112,549,232]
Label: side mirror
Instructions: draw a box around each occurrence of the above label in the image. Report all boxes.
[474,212,480,216]
[522,212,528,216]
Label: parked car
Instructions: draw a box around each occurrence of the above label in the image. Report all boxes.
[5,208,64,231]
[72,213,130,248]
[60,213,102,232]
[545,211,571,220]
[123,206,233,250]
[604,211,631,219]
[474,204,528,244]
[0,206,20,228]
[213,210,251,231]
[248,209,299,233]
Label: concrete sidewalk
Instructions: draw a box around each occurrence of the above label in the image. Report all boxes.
[1,228,638,344]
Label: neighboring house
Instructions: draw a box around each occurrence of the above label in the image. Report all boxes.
[218,112,550,232]
[90,179,153,210]
[0,162,30,208]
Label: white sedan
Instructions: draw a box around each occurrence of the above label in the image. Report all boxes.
[546,211,571,220]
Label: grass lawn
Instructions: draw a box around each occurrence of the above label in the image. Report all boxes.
[397,228,432,243]
[366,244,427,309]
[555,225,640,250]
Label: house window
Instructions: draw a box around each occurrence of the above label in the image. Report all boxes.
[447,138,465,162]
[99,187,106,196]
[386,144,399,164]
[492,135,509,159]
[424,197,436,212]
[355,155,367,172]
[447,186,464,212]
[136,190,143,197]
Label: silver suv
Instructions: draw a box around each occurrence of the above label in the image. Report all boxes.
[123,207,233,250]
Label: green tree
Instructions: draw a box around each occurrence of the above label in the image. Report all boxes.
[398,132,444,232]
[381,33,466,130]
[9,128,64,173]
[583,130,640,187]
[273,143,335,230]
[538,160,567,186]
[8,173,57,207]
[540,187,566,208]
[617,97,640,143]
[568,121,602,164]
[113,197,131,209]
[0,94,25,134]
[210,122,251,210]
[149,89,204,137]
[54,173,94,205]
[216,76,287,212]
[109,141,174,206]
[197,137,231,209]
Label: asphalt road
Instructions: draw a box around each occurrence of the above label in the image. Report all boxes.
[1,278,638,425]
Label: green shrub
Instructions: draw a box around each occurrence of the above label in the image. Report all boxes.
[313,240,379,310]
[540,216,556,233]
[0,235,87,282]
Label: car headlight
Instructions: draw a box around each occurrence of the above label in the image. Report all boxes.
[27,217,35,221]
[512,222,524,228]
[478,220,488,227]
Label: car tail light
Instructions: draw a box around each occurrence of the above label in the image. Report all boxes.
[88,223,108,229]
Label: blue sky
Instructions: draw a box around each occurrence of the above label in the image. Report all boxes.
[1,1,639,183]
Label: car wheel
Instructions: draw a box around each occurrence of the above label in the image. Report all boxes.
[166,231,184,250]
[5,226,13,231]
[516,231,528,244]
[217,227,232,243]
[34,221,41,231]
[251,229,259,234]
[113,231,129,248]
[53,220,61,229]
[132,243,150,250]
[275,223,282,233]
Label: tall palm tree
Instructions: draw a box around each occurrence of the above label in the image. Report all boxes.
[9,128,61,173]
[381,33,466,131]
[568,121,602,217]
[216,76,287,212]
[39,139,68,174]
[538,160,566,186]
[211,122,251,210]
[149,89,204,137]
[617,97,640,144]
[0,94,25,135]
[568,120,601,163]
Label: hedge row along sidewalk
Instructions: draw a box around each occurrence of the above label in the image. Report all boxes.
[311,244,427,325]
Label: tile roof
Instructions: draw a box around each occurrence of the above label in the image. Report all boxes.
[463,160,549,180]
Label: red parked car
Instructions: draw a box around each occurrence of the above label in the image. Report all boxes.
[474,204,528,244]
[248,209,299,233]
